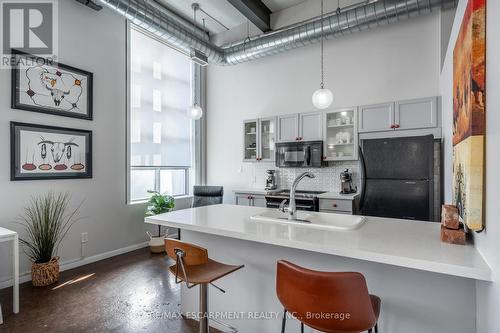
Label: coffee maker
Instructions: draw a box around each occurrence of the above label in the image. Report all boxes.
[265,170,277,190]
[340,169,357,194]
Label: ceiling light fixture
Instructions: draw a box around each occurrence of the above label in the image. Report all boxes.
[188,3,204,120]
[312,0,333,110]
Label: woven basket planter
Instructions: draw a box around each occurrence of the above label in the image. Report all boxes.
[31,257,60,287]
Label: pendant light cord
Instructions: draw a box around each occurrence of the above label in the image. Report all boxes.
[192,5,198,107]
[320,0,324,89]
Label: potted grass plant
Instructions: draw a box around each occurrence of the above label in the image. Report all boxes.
[145,190,175,253]
[18,192,82,287]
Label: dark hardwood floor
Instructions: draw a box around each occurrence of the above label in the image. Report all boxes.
[0,248,203,333]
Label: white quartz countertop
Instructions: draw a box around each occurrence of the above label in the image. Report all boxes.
[317,192,360,200]
[145,204,492,281]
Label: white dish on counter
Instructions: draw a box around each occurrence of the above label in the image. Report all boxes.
[250,210,366,231]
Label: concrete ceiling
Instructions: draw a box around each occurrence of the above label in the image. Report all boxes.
[155,0,248,34]
[262,0,307,12]
[155,0,308,34]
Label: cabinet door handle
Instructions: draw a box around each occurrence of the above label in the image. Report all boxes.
[332,203,338,208]
[390,124,395,129]
[394,124,400,129]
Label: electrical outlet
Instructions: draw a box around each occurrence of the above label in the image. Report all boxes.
[81,232,88,243]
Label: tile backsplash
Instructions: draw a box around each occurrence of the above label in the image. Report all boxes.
[253,161,360,192]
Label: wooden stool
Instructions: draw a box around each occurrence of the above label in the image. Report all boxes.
[276,260,381,333]
[166,239,244,333]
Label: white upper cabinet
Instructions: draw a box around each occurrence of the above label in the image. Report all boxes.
[243,117,277,162]
[358,102,395,133]
[277,112,323,142]
[259,117,277,162]
[299,112,323,141]
[395,97,438,130]
[277,114,299,142]
[359,97,439,133]
[324,107,358,161]
[244,96,440,163]
[243,119,259,162]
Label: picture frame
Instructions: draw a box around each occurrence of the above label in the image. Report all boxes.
[11,122,93,181]
[452,0,486,231]
[11,49,93,120]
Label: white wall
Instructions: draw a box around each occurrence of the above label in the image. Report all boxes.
[0,1,190,286]
[439,0,500,332]
[207,10,442,203]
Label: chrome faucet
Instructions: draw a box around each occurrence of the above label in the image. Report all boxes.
[288,172,315,221]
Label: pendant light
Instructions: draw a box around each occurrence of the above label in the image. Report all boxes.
[188,104,203,120]
[188,4,203,120]
[312,0,333,109]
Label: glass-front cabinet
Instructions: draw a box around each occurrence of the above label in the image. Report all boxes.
[243,117,277,162]
[259,117,277,162]
[323,107,358,161]
[243,119,258,162]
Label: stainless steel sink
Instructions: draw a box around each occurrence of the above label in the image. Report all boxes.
[250,210,366,231]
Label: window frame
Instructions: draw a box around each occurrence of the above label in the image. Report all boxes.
[129,166,191,202]
[126,22,199,204]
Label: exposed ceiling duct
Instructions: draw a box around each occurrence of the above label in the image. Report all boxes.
[98,0,457,65]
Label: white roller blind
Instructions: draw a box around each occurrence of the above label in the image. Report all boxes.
[130,28,192,168]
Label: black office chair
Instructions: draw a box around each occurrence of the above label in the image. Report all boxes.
[192,186,224,208]
[176,186,224,240]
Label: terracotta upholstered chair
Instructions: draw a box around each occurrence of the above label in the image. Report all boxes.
[165,239,243,333]
[276,260,380,333]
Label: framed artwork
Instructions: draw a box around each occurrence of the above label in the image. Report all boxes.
[452,0,486,231]
[11,49,93,120]
[11,122,92,181]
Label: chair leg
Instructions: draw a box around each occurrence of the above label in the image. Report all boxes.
[301,322,304,333]
[368,329,372,333]
[374,323,378,333]
[281,309,287,333]
[199,284,208,333]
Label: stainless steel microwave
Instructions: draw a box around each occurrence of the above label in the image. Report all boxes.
[275,141,323,168]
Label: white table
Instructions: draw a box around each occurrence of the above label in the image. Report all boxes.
[0,227,19,322]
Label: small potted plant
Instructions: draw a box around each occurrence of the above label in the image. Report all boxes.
[145,190,175,253]
[18,192,82,287]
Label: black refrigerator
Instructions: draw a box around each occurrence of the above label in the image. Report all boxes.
[359,135,436,221]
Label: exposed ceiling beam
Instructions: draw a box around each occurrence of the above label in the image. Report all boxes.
[226,0,271,32]
[74,0,102,11]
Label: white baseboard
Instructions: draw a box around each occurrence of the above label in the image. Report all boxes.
[0,241,149,290]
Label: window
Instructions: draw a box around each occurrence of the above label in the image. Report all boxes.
[128,26,194,202]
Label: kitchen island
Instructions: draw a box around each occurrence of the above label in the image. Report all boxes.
[146,204,491,333]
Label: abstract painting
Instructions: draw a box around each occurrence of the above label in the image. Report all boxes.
[11,122,92,180]
[452,0,486,231]
[11,50,93,120]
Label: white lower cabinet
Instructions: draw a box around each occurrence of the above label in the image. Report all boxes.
[235,193,266,207]
[319,198,356,214]
[252,196,267,207]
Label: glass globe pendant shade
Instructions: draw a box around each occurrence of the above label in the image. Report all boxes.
[312,88,333,109]
[188,104,203,120]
